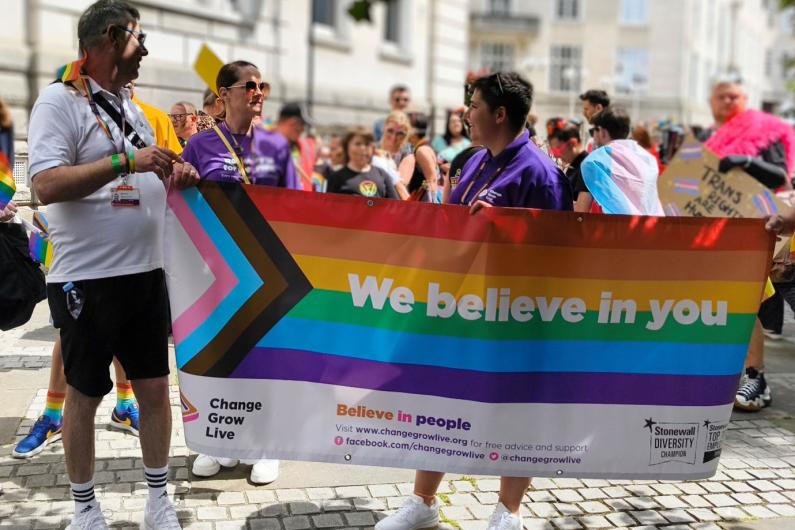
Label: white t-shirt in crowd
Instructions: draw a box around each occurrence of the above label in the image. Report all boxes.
[28,78,165,283]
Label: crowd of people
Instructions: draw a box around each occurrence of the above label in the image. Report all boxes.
[3,0,795,529]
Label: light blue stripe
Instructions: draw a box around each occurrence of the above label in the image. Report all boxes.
[175,187,263,368]
[256,317,747,376]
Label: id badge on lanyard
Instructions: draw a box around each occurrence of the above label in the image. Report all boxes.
[81,78,142,208]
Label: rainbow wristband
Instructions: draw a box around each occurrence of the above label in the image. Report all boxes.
[128,150,136,173]
[111,153,124,174]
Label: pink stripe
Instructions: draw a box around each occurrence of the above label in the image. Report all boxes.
[168,191,238,345]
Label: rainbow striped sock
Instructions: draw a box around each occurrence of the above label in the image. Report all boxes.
[116,382,135,411]
[43,391,65,424]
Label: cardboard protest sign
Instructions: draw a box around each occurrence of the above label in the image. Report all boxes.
[658,134,787,219]
[193,44,224,95]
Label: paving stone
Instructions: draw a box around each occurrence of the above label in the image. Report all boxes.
[629,510,667,525]
[743,504,779,518]
[522,519,554,530]
[196,506,228,520]
[312,513,345,528]
[368,484,399,497]
[682,495,712,508]
[654,495,687,509]
[477,479,501,492]
[216,492,246,505]
[577,515,611,528]
[277,489,308,502]
[759,491,790,504]
[551,490,583,503]
[624,497,657,510]
[686,508,721,522]
[453,480,476,492]
[704,493,738,507]
[246,490,277,504]
[605,512,636,527]
[306,488,336,500]
[457,521,487,530]
[677,483,707,495]
[730,492,763,504]
[548,517,582,529]
[553,503,582,516]
[283,516,312,530]
[713,506,751,520]
[528,502,559,518]
[578,489,607,500]
[288,502,322,515]
[577,501,609,514]
[768,503,795,516]
[248,519,282,530]
[473,492,498,504]
[441,506,473,520]
[659,508,696,523]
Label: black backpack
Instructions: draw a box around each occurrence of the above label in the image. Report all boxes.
[0,223,46,330]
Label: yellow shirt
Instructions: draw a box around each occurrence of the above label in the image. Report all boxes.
[132,95,183,155]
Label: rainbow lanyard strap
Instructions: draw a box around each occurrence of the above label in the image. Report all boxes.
[459,158,508,207]
[77,77,127,155]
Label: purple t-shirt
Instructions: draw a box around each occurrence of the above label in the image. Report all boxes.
[448,130,572,210]
[182,125,300,189]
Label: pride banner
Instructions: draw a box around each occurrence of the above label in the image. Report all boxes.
[165,182,772,479]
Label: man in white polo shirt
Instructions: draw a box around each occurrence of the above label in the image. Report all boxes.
[28,1,197,528]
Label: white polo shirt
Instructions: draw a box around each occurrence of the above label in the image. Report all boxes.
[28,78,166,283]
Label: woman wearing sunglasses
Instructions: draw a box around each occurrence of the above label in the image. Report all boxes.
[181,61,299,485]
[378,73,572,530]
[181,60,295,189]
[373,111,413,198]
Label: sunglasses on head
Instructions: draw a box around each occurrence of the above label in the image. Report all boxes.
[226,81,269,94]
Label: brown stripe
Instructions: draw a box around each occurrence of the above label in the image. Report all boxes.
[269,221,770,282]
[182,185,288,375]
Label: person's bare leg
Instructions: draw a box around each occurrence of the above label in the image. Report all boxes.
[498,477,531,513]
[131,376,171,467]
[414,470,446,505]
[112,356,132,386]
[48,337,68,393]
[62,385,102,482]
[745,318,764,369]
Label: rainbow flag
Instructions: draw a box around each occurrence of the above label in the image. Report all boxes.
[28,230,53,269]
[166,182,771,478]
[672,178,700,196]
[32,211,49,235]
[55,56,85,83]
[0,152,15,210]
[752,190,780,217]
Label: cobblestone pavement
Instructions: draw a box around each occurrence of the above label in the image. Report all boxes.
[5,307,795,529]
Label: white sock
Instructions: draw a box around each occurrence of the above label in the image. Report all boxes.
[71,479,97,514]
[144,464,169,501]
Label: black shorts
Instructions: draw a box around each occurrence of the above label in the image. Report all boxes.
[48,268,170,397]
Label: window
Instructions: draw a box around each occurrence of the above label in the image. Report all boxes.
[481,43,515,73]
[765,49,774,77]
[615,48,649,92]
[556,0,580,20]
[488,0,511,16]
[620,0,648,24]
[384,0,401,44]
[550,45,582,92]
[312,0,336,27]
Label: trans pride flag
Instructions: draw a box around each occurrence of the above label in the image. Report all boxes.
[582,139,665,216]
[166,182,771,479]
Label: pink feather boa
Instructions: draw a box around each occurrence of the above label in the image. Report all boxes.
[705,109,795,179]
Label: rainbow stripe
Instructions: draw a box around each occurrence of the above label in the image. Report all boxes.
[168,183,771,408]
[28,230,53,269]
[678,143,703,161]
[32,211,49,235]
[0,152,15,210]
[55,57,85,83]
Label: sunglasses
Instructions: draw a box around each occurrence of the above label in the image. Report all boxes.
[116,26,146,48]
[226,81,270,94]
[168,113,194,122]
[384,128,407,138]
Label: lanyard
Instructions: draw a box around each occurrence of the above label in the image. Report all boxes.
[459,158,507,206]
[80,78,126,155]
[213,123,253,184]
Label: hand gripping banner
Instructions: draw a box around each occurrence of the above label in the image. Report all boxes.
[165,181,772,479]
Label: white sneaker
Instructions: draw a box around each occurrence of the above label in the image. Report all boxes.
[486,503,522,530]
[65,502,109,529]
[375,494,440,530]
[144,494,182,529]
[191,454,239,477]
[250,459,280,484]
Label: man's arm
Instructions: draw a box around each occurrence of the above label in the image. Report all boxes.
[33,147,182,205]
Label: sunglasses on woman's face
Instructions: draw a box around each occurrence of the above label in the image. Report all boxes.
[384,128,407,138]
[226,81,269,94]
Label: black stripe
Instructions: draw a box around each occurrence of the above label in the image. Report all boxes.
[72,486,95,493]
[93,93,148,149]
[73,493,95,500]
[144,472,168,478]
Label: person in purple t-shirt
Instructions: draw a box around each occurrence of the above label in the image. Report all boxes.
[447,72,572,214]
[185,60,296,486]
[379,73,571,530]
[181,60,300,190]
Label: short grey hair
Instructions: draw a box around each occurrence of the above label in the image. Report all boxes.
[173,101,197,115]
[77,0,140,50]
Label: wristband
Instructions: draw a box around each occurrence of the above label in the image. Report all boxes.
[111,153,124,174]
[128,150,136,173]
